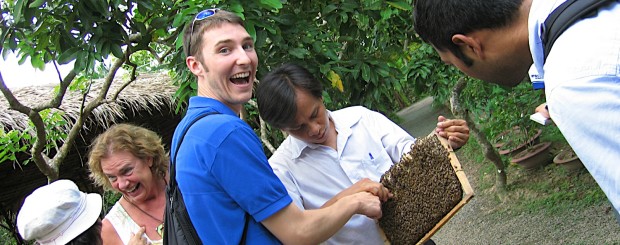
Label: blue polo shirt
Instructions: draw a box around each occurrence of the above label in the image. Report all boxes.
[171,97,292,244]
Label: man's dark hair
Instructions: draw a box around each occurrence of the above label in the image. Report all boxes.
[67,218,102,245]
[256,63,323,129]
[413,0,523,66]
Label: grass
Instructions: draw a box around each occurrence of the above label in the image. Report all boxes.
[458,127,609,217]
[0,223,18,245]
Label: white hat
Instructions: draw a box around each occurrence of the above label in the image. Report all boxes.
[17,179,103,245]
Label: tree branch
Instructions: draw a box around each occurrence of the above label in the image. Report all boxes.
[0,72,56,179]
[246,99,277,153]
[50,54,127,180]
[450,78,507,189]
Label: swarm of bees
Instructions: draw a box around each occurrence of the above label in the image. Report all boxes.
[379,134,463,244]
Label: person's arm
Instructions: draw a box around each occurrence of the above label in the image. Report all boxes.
[262,191,382,245]
[435,115,470,149]
[101,218,124,245]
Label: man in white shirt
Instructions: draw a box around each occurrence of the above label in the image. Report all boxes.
[256,63,470,244]
[413,0,620,221]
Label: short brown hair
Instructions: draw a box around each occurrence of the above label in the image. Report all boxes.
[87,124,169,191]
[182,9,245,58]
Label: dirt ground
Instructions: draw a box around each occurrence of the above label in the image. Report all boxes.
[430,151,620,244]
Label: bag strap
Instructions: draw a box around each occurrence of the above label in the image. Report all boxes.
[170,111,219,188]
[542,0,617,63]
[170,111,251,244]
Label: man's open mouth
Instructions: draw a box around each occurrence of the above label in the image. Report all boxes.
[231,72,250,84]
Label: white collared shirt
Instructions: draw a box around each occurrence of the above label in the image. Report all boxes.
[269,106,416,245]
[529,0,620,211]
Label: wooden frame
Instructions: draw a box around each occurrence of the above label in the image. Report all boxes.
[380,132,475,244]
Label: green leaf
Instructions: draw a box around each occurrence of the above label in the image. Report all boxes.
[323,4,338,14]
[28,0,46,8]
[57,47,81,65]
[138,0,154,11]
[361,63,370,81]
[110,44,124,59]
[172,14,185,28]
[387,1,412,11]
[288,48,309,59]
[102,42,111,58]
[151,17,167,29]
[13,0,26,21]
[259,0,283,9]
[31,54,45,70]
[73,51,87,72]
[245,22,257,41]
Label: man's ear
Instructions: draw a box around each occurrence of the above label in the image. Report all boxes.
[186,56,205,76]
[452,34,484,59]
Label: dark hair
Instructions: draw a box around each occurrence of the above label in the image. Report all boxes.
[256,63,323,129]
[182,9,244,58]
[413,0,523,66]
[67,218,102,245]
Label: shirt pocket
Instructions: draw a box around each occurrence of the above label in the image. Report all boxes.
[361,152,393,182]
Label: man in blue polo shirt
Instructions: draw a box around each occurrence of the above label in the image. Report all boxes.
[171,9,384,244]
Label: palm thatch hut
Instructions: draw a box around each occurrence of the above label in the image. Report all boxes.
[0,72,183,239]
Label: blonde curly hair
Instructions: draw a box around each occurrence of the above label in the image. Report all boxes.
[87,123,169,191]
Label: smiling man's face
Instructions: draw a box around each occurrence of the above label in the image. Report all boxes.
[194,22,258,112]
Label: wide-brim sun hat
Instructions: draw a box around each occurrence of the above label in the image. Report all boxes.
[17,179,103,245]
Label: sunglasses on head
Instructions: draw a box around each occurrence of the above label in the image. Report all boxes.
[187,8,220,56]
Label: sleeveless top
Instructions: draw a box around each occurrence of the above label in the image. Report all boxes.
[105,201,163,245]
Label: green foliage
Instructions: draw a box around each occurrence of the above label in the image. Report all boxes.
[36,109,68,153]
[170,0,419,115]
[462,80,546,141]
[103,190,122,214]
[0,224,18,245]
[1,0,184,170]
[0,109,67,166]
[0,127,30,165]
[401,42,462,102]
[2,0,180,76]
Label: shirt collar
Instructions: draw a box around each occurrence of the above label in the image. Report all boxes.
[188,96,238,117]
[528,0,567,86]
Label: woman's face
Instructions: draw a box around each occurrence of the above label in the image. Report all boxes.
[100,150,155,202]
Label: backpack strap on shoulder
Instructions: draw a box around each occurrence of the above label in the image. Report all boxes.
[542,0,617,63]
[170,112,219,191]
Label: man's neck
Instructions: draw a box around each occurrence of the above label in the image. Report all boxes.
[322,117,338,150]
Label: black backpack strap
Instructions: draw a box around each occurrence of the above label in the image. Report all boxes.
[165,111,218,245]
[170,111,219,189]
[542,0,617,63]
[169,111,251,244]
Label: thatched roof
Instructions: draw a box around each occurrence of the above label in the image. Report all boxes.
[0,72,183,218]
[1,72,179,134]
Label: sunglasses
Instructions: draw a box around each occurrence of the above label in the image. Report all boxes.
[187,8,220,56]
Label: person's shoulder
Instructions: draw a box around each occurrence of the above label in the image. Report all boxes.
[339,105,371,111]
[101,218,123,244]
[188,113,247,132]
[334,105,374,115]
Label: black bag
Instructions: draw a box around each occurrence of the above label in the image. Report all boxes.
[164,112,217,245]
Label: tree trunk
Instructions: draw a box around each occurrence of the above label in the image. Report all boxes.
[449,78,507,189]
